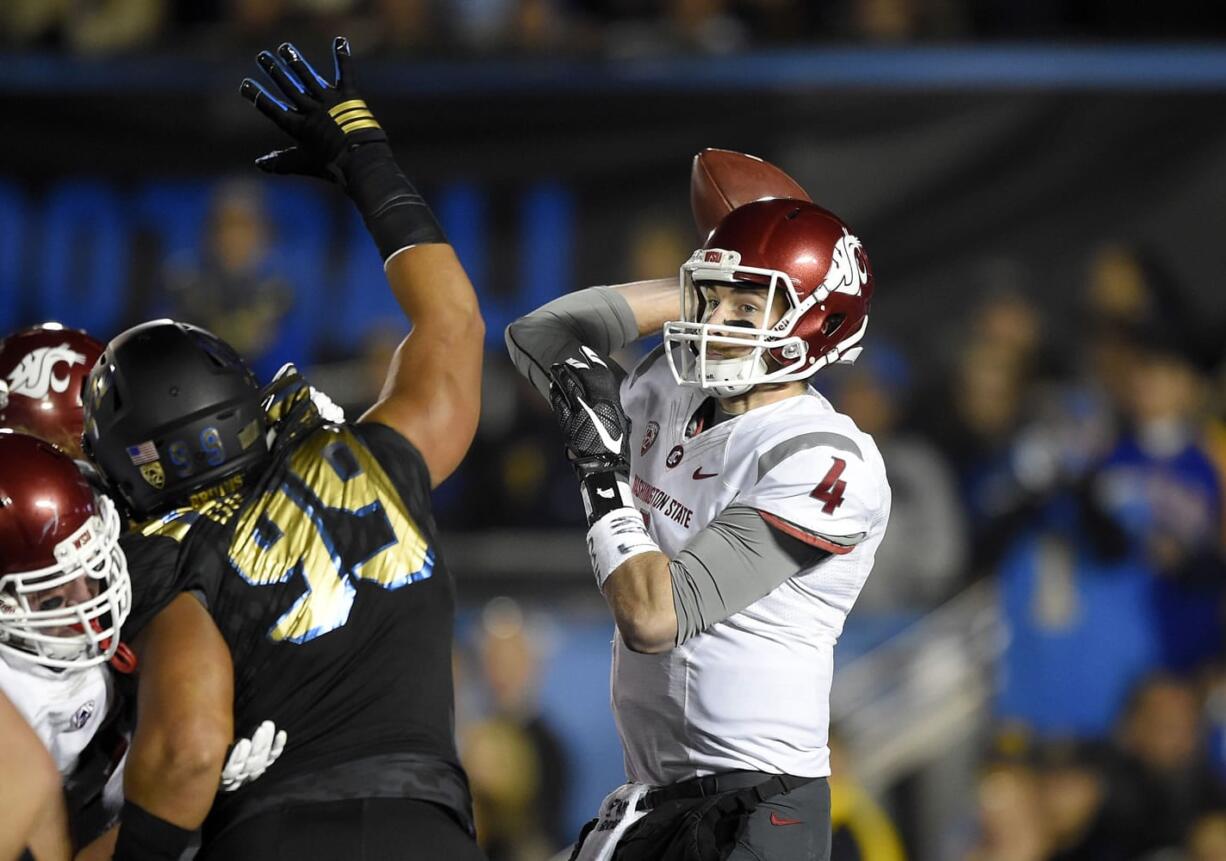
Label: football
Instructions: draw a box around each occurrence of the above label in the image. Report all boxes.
[690,148,812,240]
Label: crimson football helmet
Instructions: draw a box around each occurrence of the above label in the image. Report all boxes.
[664,198,874,397]
[0,432,131,670]
[0,324,105,455]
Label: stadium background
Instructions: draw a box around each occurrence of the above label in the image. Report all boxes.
[4,3,1226,858]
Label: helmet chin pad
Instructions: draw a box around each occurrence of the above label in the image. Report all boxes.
[698,353,770,398]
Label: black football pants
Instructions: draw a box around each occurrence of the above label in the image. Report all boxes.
[197,797,487,861]
[723,777,830,861]
[606,774,831,861]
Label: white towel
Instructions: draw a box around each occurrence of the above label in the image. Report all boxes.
[573,783,651,861]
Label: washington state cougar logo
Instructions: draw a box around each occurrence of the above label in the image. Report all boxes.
[5,344,88,401]
[822,229,868,297]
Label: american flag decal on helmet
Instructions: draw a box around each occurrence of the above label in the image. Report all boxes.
[126,441,159,465]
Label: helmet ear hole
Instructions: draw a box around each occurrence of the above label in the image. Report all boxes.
[821,313,846,337]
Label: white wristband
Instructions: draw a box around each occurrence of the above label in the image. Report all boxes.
[586,507,660,589]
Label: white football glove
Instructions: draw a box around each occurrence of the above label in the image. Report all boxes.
[220,720,287,792]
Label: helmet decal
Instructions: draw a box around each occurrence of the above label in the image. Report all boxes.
[6,344,89,400]
[0,326,105,453]
[823,230,869,298]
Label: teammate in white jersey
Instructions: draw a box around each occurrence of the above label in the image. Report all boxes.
[0,431,134,861]
[0,432,286,861]
[507,197,889,861]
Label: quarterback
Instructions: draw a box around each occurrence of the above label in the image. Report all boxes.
[508,197,890,860]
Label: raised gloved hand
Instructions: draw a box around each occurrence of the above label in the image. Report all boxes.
[239,37,445,261]
[240,36,384,182]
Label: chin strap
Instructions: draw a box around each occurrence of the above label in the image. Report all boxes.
[109,642,138,674]
[76,618,139,674]
[89,617,138,674]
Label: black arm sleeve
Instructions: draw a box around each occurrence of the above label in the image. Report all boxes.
[113,801,194,861]
[670,504,829,645]
[504,286,639,400]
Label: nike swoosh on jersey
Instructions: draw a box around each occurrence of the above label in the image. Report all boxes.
[769,813,804,826]
[576,396,623,453]
[691,467,719,480]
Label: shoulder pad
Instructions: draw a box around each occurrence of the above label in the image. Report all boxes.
[620,344,671,427]
[736,421,887,551]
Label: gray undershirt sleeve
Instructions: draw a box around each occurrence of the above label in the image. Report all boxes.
[670,504,830,646]
[504,285,640,400]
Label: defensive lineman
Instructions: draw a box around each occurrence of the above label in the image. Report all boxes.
[507,197,890,860]
[81,36,486,860]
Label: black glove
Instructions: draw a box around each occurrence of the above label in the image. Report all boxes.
[549,347,633,525]
[239,37,381,181]
[239,37,445,260]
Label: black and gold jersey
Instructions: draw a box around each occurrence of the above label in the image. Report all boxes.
[119,372,470,833]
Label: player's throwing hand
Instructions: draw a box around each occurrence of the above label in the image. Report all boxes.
[549,346,631,476]
[549,347,636,528]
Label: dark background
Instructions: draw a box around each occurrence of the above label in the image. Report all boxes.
[5,4,1226,858]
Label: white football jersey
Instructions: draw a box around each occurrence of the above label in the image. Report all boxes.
[612,346,890,785]
[0,651,114,776]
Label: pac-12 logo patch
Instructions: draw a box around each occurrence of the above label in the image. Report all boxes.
[71,699,96,730]
[139,462,166,489]
[666,445,684,469]
[641,421,660,456]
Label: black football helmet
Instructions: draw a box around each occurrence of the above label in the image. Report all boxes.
[82,320,269,521]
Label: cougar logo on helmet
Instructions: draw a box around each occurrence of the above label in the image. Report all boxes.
[6,344,89,401]
[823,230,868,298]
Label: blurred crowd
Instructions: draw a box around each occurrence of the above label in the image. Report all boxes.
[2,0,1225,58]
[913,242,1225,860]
[455,599,572,861]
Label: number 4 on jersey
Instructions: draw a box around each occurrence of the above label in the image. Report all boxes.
[811,457,847,514]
